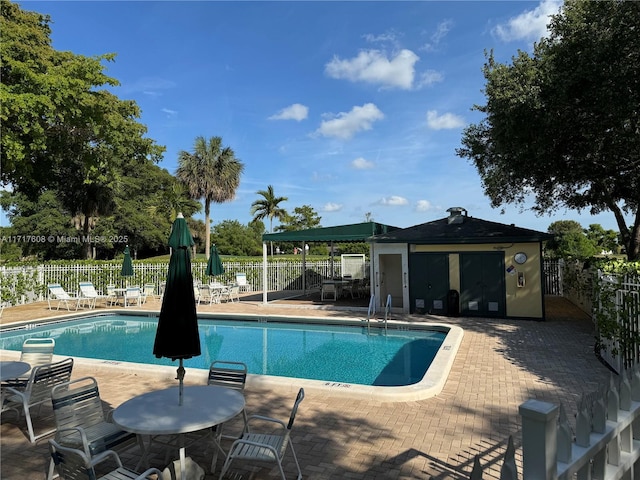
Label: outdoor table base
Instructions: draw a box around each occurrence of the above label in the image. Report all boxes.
[112,385,245,479]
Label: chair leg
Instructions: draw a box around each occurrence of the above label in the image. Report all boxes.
[288,439,303,480]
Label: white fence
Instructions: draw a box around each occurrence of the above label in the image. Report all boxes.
[596,271,640,373]
[0,260,354,306]
[472,366,640,479]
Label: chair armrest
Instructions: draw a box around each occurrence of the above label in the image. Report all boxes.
[245,415,287,430]
[88,449,123,469]
[136,467,164,479]
[3,385,26,400]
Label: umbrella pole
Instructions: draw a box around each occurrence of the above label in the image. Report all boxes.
[176,359,185,406]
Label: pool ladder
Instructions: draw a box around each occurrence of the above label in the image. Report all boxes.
[367,294,390,334]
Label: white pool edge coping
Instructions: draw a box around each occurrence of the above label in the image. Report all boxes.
[0,310,464,402]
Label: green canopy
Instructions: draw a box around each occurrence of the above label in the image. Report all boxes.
[153,213,201,405]
[120,246,134,277]
[262,221,399,243]
[205,245,224,277]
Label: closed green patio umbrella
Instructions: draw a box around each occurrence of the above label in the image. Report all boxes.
[120,246,134,283]
[205,244,225,278]
[153,213,201,405]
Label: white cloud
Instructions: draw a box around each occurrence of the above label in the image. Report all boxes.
[123,77,176,95]
[423,20,453,51]
[323,202,343,212]
[426,110,465,130]
[493,0,562,42]
[268,103,309,121]
[351,157,374,170]
[325,49,419,90]
[161,108,177,117]
[416,70,444,88]
[415,200,434,212]
[362,31,398,44]
[378,196,408,206]
[315,103,384,140]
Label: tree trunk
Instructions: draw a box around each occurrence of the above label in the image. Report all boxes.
[205,200,211,260]
[82,214,92,259]
[627,214,640,261]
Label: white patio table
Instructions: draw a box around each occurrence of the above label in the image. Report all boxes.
[112,385,245,479]
[0,361,31,381]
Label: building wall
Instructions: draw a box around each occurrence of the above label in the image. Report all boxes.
[410,242,544,319]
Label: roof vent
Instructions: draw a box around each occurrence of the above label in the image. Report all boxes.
[446,207,467,225]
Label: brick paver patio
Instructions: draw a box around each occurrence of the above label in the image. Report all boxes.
[0,295,610,479]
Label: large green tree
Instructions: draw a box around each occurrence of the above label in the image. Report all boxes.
[211,219,263,256]
[546,220,597,259]
[275,205,322,232]
[250,185,288,256]
[176,136,244,259]
[1,0,164,258]
[457,0,640,260]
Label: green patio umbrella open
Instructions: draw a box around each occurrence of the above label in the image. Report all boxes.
[205,244,225,278]
[120,246,134,283]
[153,213,201,405]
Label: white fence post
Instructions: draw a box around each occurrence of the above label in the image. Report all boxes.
[519,399,558,480]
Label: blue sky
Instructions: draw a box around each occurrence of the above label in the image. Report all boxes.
[5,0,627,233]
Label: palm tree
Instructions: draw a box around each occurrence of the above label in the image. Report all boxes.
[176,136,244,259]
[250,185,288,255]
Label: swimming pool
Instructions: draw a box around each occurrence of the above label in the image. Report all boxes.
[0,312,463,400]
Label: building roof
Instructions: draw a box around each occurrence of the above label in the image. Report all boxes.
[370,213,553,244]
[262,221,400,243]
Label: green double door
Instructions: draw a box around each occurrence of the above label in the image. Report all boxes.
[409,253,449,315]
[459,252,505,317]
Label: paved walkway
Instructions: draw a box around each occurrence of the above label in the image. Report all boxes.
[0,296,610,479]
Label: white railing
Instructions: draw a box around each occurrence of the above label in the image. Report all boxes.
[472,365,640,479]
[519,367,640,480]
[0,260,367,306]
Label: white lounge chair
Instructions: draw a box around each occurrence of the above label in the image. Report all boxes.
[49,439,162,480]
[47,377,136,480]
[218,388,305,480]
[47,284,80,311]
[78,282,107,309]
[2,357,74,443]
[235,273,252,292]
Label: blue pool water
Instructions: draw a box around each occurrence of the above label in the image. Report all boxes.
[0,314,447,387]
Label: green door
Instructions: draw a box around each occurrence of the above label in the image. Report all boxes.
[460,253,505,317]
[409,253,449,315]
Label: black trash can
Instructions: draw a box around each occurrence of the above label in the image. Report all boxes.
[447,289,460,317]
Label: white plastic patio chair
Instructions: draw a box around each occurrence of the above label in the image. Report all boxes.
[198,284,219,305]
[49,439,162,480]
[105,285,118,307]
[141,283,155,304]
[123,287,141,307]
[47,284,81,311]
[226,284,240,303]
[47,376,136,480]
[218,388,305,480]
[321,282,337,301]
[2,357,74,443]
[78,282,107,309]
[235,273,252,292]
